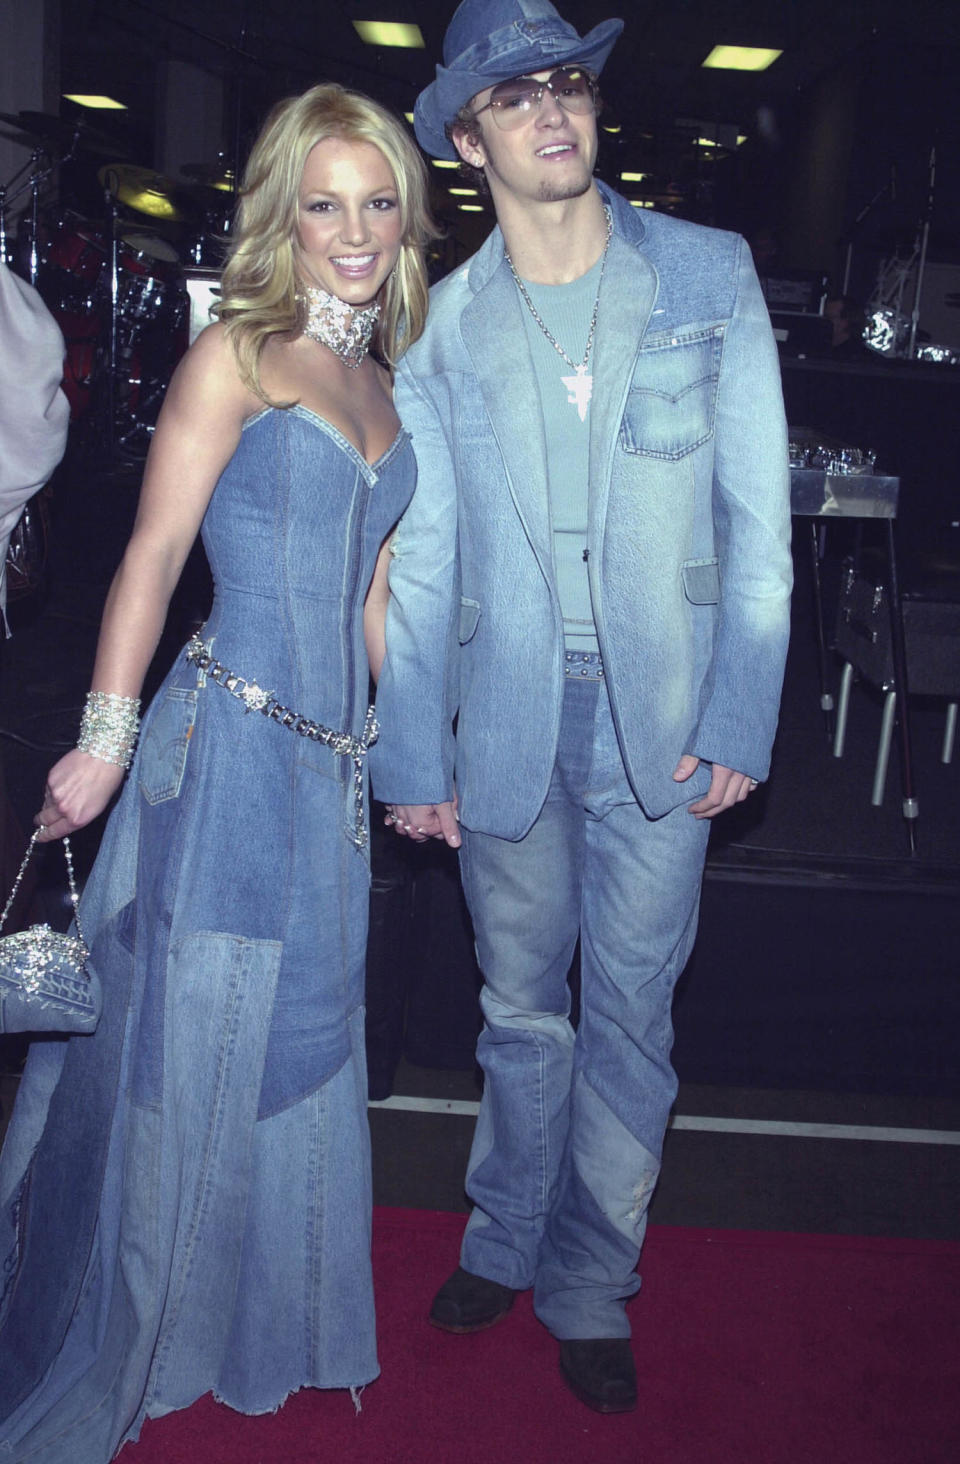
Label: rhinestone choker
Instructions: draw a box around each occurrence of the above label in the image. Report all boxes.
[300,285,380,369]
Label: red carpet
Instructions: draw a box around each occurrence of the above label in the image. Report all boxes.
[119,1207,959,1464]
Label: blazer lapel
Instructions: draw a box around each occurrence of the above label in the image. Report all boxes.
[587,234,659,551]
[460,258,552,567]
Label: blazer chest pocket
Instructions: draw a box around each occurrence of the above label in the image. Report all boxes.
[682,557,720,604]
[459,597,481,644]
[620,326,723,461]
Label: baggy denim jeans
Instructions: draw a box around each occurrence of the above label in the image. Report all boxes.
[457,672,710,1339]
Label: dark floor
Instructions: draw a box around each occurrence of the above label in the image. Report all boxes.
[370,1061,960,1242]
[1,446,959,1247]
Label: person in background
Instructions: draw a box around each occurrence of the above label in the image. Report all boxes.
[373,0,792,1415]
[824,294,870,359]
[0,260,69,1001]
[0,83,433,1461]
[0,261,68,631]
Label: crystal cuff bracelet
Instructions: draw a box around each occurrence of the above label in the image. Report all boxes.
[77,691,141,769]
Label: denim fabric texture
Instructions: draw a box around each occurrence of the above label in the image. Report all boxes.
[0,411,415,1458]
[458,677,709,1336]
[412,0,624,160]
[371,183,793,836]
[371,182,792,1339]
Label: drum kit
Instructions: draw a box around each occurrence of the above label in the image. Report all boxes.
[0,107,233,459]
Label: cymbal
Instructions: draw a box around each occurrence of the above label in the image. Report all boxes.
[180,161,236,193]
[98,163,194,222]
[178,180,236,217]
[0,109,121,155]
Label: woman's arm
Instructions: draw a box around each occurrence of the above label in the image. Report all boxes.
[37,325,257,839]
[364,534,395,685]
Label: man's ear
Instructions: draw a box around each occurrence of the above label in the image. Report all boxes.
[451,123,486,171]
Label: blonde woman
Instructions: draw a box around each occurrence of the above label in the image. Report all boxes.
[0,84,434,1460]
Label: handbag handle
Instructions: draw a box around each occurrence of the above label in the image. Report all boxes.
[0,828,88,952]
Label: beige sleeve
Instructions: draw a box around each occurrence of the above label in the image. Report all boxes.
[0,262,70,540]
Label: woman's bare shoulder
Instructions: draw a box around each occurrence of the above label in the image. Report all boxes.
[165,323,261,420]
[257,330,314,400]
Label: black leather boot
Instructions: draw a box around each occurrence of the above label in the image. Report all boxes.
[558,1338,637,1413]
[429,1266,518,1333]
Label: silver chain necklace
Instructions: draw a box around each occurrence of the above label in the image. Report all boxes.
[504,207,613,422]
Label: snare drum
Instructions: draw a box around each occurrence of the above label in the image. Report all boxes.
[118,232,182,325]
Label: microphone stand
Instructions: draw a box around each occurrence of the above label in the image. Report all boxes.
[0,125,80,280]
[907,145,935,360]
[102,173,121,460]
[841,168,895,296]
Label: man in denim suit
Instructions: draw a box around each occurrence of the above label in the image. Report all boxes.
[372,0,792,1413]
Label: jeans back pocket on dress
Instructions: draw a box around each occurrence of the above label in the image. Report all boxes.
[138,687,198,805]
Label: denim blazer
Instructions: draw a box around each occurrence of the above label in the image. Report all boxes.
[372,184,793,838]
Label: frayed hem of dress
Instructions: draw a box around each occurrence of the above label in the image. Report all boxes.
[117,1373,380,1452]
[210,1371,379,1417]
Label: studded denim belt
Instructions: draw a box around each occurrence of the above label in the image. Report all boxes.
[564,650,604,680]
[185,633,377,849]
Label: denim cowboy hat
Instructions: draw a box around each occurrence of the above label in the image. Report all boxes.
[414,0,624,160]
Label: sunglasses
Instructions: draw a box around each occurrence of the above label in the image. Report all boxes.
[472,66,601,132]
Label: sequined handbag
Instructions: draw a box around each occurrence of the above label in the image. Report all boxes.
[0,829,100,1034]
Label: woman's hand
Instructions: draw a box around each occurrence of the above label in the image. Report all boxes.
[35,750,126,841]
[384,799,460,847]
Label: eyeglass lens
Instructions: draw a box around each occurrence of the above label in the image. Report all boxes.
[487,68,597,129]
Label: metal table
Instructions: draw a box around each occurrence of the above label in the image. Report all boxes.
[790,468,917,850]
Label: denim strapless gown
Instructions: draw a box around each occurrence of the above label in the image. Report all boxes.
[0,407,416,1461]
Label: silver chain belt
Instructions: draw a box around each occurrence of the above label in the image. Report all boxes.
[185,634,378,850]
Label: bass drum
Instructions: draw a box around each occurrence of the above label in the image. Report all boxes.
[55,308,101,421]
[113,309,189,458]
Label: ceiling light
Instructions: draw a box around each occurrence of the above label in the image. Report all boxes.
[620,171,647,182]
[432,160,459,169]
[353,22,425,49]
[458,204,484,212]
[63,94,127,110]
[602,122,621,134]
[629,200,655,209]
[702,46,782,72]
[404,112,414,123]
[449,187,477,196]
[737,134,748,147]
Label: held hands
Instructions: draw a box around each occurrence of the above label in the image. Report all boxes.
[35,749,126,842]
[384,798,460,847]
[384,765,756,836]
[673,754,759,819]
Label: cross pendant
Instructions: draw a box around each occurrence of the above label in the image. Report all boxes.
[561,364,593,422]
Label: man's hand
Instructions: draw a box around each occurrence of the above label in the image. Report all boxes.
[673,754,759,819]
[385,799,460,847]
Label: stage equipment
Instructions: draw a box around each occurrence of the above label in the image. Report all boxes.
[864,147,938,360]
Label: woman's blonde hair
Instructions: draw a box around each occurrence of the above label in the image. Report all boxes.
[216,83,436,397]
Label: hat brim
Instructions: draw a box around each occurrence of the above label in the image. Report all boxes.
[414,17,624,160]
